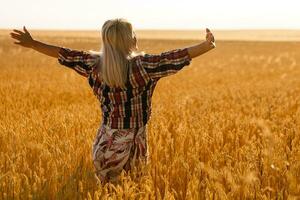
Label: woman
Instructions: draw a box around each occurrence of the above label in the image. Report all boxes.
[10,18,215,184]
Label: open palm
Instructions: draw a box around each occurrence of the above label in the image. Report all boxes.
[10,26,34,48]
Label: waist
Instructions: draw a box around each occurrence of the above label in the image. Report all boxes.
[102,115,150,129]
[101,122,146,132]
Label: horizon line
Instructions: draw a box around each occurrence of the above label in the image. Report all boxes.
[1,28,300,31]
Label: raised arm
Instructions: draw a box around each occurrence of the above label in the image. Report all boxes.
[10,26,60,58]
[187,28,216,59]
[140,28,215,80]
[10,26,98,77]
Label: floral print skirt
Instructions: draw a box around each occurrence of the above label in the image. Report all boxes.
[92,123,148,184]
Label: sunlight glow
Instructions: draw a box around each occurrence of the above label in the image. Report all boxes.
[1,0,299,30]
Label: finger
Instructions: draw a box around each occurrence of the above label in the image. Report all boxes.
[10,32,22,36]
[207,32,213,36]
[14,41,22,45]
[208,33,214,39]
[206,34,212,40]
[23,26,29,34]
[10,33,22,39]
[11,38,22,43]
[12,29,24,34]
[10,32,22,37]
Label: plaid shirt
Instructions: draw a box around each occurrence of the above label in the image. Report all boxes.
[58,47,192,129]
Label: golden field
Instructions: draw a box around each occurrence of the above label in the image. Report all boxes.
[0,30,300,199]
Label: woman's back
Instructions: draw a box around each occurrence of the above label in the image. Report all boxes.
[58,47,192,129]
[89,54,156,129]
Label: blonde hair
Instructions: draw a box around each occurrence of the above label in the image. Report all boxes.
[98,18,139,89]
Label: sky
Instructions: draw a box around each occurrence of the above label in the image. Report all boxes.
[1,0,299,30]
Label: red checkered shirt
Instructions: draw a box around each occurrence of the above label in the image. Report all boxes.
[58,47,192,129]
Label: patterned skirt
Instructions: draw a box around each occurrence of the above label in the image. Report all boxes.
[92,123,148,184]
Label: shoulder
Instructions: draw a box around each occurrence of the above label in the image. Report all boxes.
[86,51,101,69]
[87,50,102,62]
[132,52,158,68]
[130,54,146,70]
[128,54,152,83]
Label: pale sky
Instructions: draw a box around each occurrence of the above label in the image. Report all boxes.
[1,0,299,30]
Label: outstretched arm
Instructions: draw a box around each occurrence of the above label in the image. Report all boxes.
[10,26,97,77]
[10,26,60,58]
[187,28,216,59]
[140,28,216,80]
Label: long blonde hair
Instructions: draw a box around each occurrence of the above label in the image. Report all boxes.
[99,18,138,89]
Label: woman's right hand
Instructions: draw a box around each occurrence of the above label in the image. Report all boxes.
[10,26,61,58]
[10,26,35,48]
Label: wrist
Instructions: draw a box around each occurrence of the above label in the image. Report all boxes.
[30,39,38,49]
[205,40,216,49]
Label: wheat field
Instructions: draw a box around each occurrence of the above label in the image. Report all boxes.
[0,30,300,199]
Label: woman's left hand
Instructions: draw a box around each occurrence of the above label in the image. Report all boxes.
[206,28,216,48]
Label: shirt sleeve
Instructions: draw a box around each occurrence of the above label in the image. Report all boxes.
[58,47,97,77]
[140,48,192,80]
